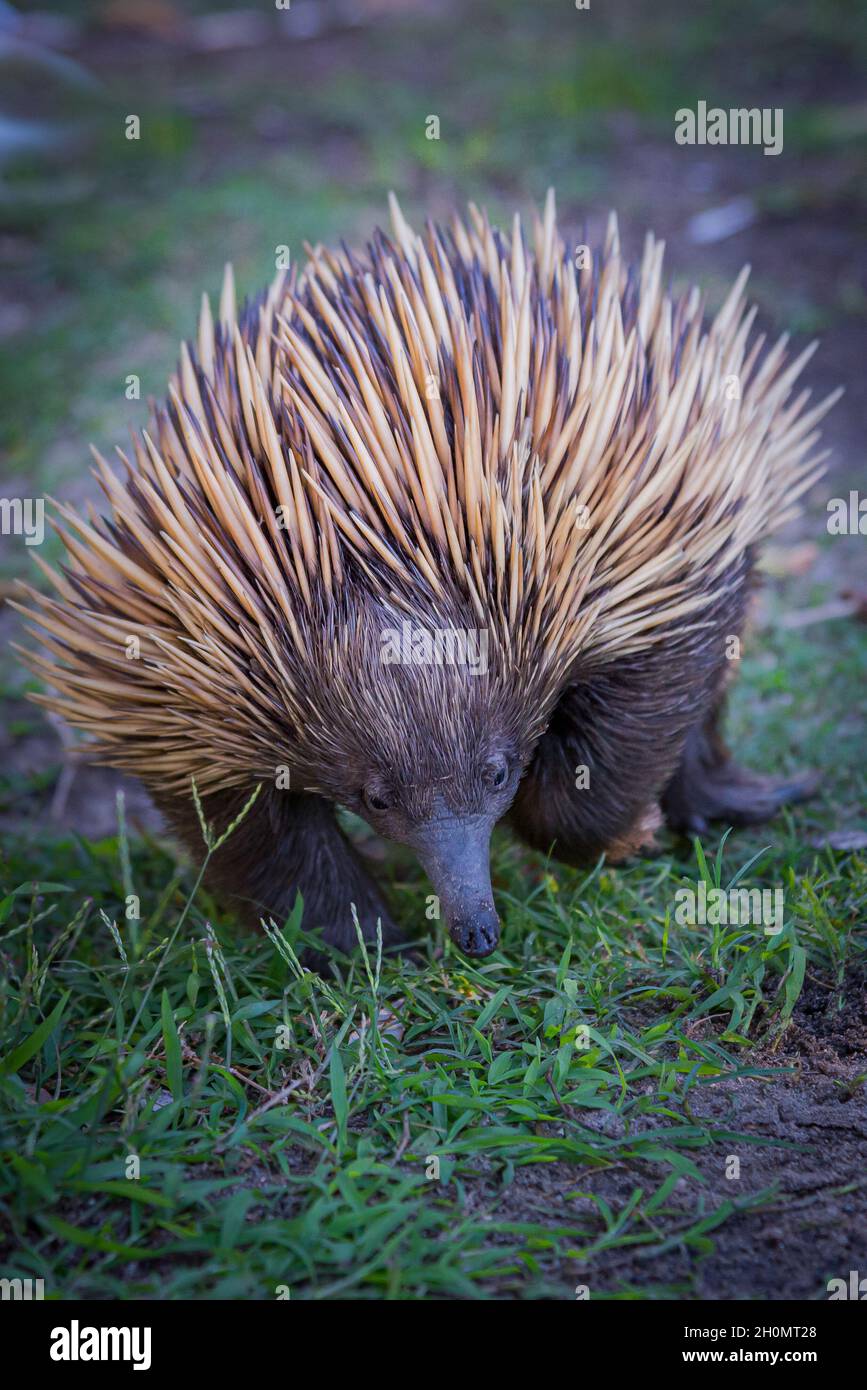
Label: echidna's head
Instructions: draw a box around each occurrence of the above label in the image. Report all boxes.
[353,738,520,959]
[297,592,543,957]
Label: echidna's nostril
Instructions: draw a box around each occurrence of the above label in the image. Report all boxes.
[451,908,500,958]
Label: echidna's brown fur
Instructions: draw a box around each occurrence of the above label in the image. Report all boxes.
[15,194,837,955]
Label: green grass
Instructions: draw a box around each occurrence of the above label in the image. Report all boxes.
[0,828,863,1299]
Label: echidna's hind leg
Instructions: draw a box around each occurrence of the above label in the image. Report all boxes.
[507,667,681,866]
[661,695,820,836]
[155,786,401,953]
[509,584,819,864]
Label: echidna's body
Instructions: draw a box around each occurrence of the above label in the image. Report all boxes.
[18,195,835,954]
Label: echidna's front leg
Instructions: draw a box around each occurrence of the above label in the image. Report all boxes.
[661,696,820,835]
[155,786,400,952]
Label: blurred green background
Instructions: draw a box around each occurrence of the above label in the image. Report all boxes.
[2,0,865,498]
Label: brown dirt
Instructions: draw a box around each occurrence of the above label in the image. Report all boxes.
[481,972,867,1299]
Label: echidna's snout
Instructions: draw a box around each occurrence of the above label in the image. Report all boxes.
[413,814,500,957]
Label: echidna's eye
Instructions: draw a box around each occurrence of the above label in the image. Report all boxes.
[364,787,391,813]
[485,757,509,790]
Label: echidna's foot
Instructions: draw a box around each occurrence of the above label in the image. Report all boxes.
[155,784,403,955]
[662,715,820,835]
[247,810,404,960]
[313,887,403,958]
[296,897,404,976]
[663,763,820,834]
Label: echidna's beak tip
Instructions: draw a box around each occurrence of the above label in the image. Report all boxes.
[449,908,500,957]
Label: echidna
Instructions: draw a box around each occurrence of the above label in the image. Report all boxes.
[17,193,837,957]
